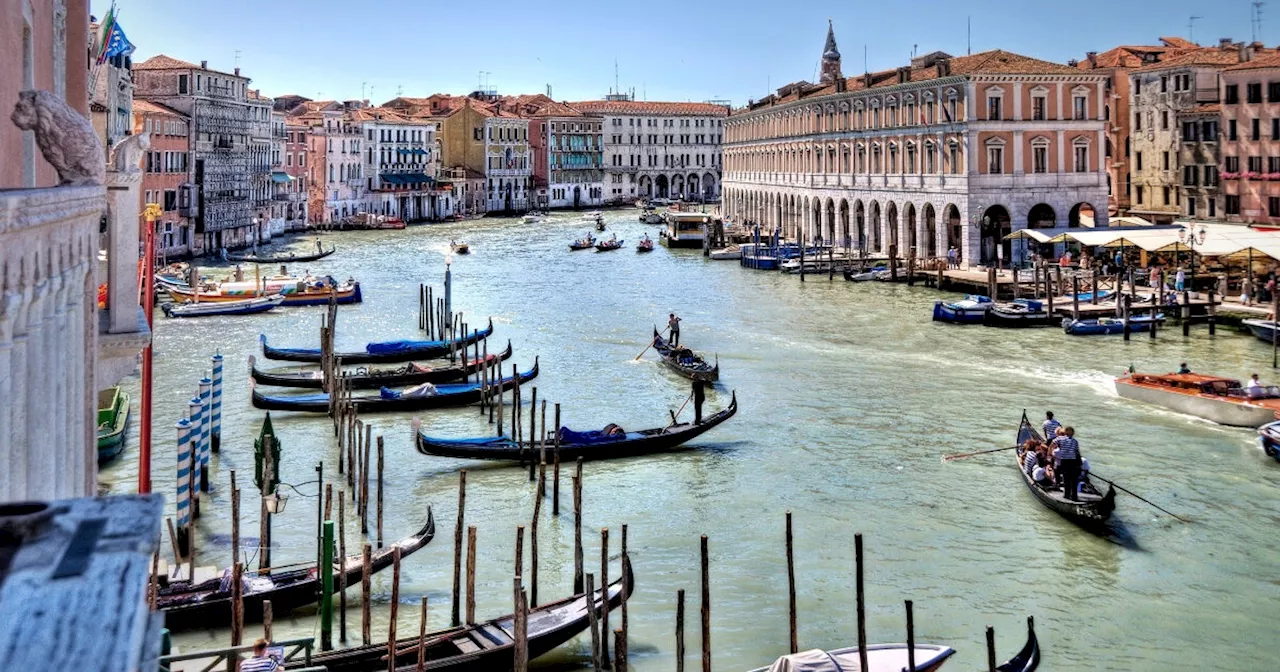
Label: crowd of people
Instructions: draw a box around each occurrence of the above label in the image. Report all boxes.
[1019,411,1091,502]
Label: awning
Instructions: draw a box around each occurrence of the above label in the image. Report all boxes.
[270,172,293,183]
[1003,229,1054,242]
[381,173,434,185]
[1109,215,1155,227]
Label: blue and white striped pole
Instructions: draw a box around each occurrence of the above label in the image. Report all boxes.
[210,354,223,452]
[176,418,193,527]
[188,396,204,508]
[198,376,212,492]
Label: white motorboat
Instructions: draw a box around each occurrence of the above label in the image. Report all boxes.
[162,294,286,318]
[522,211,547,223]
[1114,372,1280,427]
[708,246,741,260]
[749,644,955,672]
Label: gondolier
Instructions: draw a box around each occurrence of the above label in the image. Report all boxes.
[668,313,682,346]
[693,379,706,425]
[1052,427,1083,502]
[1042,411,1061,441]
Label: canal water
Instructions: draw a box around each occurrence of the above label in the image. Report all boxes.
[105,210,1280,670]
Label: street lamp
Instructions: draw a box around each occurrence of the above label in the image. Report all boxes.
[444,254,453,329]
[1179,223,1208,292]
[262,478,321,514]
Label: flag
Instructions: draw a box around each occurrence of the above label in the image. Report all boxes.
[920,108,928,126]
[94,4,117,64]
[942,103,953,123]
[102,21,135,62]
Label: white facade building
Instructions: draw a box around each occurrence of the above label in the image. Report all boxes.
[358,110,451,221]
[485,116,532,212]
[323,110,365,221]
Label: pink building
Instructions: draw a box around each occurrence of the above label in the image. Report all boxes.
[1220,53,1280,224]
[283,119,309,225]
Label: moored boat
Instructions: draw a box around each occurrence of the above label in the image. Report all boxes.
[1114,372,1280,427]
[843,266,887,281]
[1243,318,1280,343]
[652,328,718,382]
[223,242,335,264]
[415,392,737,461]
[251,359,538,413]
[166,276,362,307]
[1014,412,1115,529]
[250,341,514,389]
[983,299,1055,328]
[162,294,285,318]
[260,318,493,364]
[747,644,955,672]
[1062,313,1163,335]
[707,245,740,260]
[932,294,992,323]
[996,616,1041,672]
[96,387,130,464]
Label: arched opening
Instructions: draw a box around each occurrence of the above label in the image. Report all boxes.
[945,204,962,263]
[688,173,701,199]
[923,203,938,257]
[855,200,866,253]
[980,205,1012,266]
[703,171,716,199]
[1069,202,1096,228]
[824,198,836,244]
[1028,203,1056,229]
[887,201,899,250]
[870,201,882,252]
[906,203,918,257]
[671,174,685,199]
[654,174,668,198]
[838,199,850,250]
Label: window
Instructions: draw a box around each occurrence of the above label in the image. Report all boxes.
[949,143,960,173]
[1163,186,1170,205]
[163,189,177,211]
[1209,198,1217,216]
[987,95,1002,120]
[1135,112,1142,131]
[1183,165,1198,185]
[1271,156,1280,173]
[1271,82,1280,103]
[1182,121,1199,142]
[1163,151,1170,171]
[1074,142,1089,173]
[1136,152,1143,170]
[1249,83,1263,104]
[1250,156,1263,173]
[1188,197,1197,216]
[1254,118,1262,141]
[1271,197,1280,218]
[1032,96,1046,121]
[1135,79,1142,95]
[1204,120,1218,141]
[987,145,1004,174]
[1032,143,1048,174]
[1229,119,1238,140]
[178,74,188,94]
[1160,76,1168,93]
[1161,110,1168,130]
[1074,96,1088,120]
[1226,84,1239,104]
[1226,194,1241,215]
[1226,156,1240,172]
[1136,186,1144,204]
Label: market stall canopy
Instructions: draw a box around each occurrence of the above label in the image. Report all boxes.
[1155,222,1280,259]
[1109,215,1156,227]
[1003,228,1055,242]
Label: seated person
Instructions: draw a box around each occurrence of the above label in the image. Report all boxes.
[1022,441,1039,476]
[1032,463,1053,488]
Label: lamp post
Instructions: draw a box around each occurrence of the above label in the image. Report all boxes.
[444,254,453,330]
[1179,223,1208,292]
[139,203,161,494]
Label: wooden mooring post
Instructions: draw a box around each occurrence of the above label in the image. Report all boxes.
[388,547,402,672]
[855,533,868,672]
[553,403,562,516]
[452,470,467,626]
[986,625,997,672]
[376,436,384,549]
[465,525,477,624]
[586,573,601,672]
[361,543,372,645]
[338,489,348,642]
[675,589,686,672]
[600,528,610,667]
[701,535,711,672]
[905,600,916,672]
[786,511,797,653]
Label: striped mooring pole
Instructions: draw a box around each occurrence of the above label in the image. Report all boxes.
[210,354,223,452]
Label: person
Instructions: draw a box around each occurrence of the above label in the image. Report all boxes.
[1022,440,1039,476]
[1114,249,1124,272]
[693,379,706,425]
[1248,374,1264,392]
[947,246,957,269]
[1032,461,1052,488]
[1242,276,1253,305]
[239,639,280,672]
[668,313,682,346]
[233,265,245,282]
[1148,265,1160,290]
[1175,267,1186,292]
[1051,426,1083,501]
[1178,362,1192,374]
[1217,274,1229,299]
[1042,411,1061,441]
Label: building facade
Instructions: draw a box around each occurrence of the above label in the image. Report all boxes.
[1220,53,1280,224]
[358,108,448,221]
[323,106,366,221]
[134,55,258,250]
[134,100,194,258]
[572,99,728,204]
[530,102,604,209]
[484,114,533,212]
[1177,103,1221,220]
[246,89,274,241]
[89,48,133,158]
[723,27,1109,267]
[282,119,310,228]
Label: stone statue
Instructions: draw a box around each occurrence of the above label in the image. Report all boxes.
[10,89,105,187]
[109,131,150,175]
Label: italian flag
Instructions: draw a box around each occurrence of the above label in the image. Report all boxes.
[94,4,117,65]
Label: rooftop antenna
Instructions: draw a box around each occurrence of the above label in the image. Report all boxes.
[913,43,918,59]
[1188,15,1201,43]
[967,17,972,55]
[361,82,367,100]
[234,49,241,70]
[1253,1,1266,43]
[396,85,403,97]
[614,59,620,95]
[368,85,374,105]
[864,44,868,73]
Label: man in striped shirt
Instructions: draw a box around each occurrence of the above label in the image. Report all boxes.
[1051,427,1083,501]
[239,640,280,672]
[1042,412,1061,442]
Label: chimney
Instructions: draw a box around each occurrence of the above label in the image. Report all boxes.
[1220,38,1233,50]
[936,58,951,77]
[1240,43,1253,62]
[835,78,847,93]
[1086,51,1098,68]
[898,66,911,84]
[234,67,240,76]
[200,60,208,69]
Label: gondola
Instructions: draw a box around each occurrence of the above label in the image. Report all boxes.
[250,341,513,389]
[162,294,286,318]
[996,616,1042,672]
[595,219,606,232]
[568,234,596,251]
[652,327,718,382]
[637,238,655,252]
[160,508,434,631]
[260,318,493,364]
[251,359,538,413]
[300,554,633,672]
[416,391,737,461]
[982,299,1055,328]
[1062,313,1164,335]
[96,387,130,465]
[595,238,624,252]
[224,244,336,264]
[1015,412,1115,528]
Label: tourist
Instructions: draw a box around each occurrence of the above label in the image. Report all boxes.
[1217,274,1229,299]
[1114,249,1124,272]
[1148,265,1160,290]
[693,379,706,425]
[1248,374,1264,392]
[1242,276,1253,305]
[668,313,682,346]
[947,246,957,269]
[1178,362,1192,374]
[1059,250,1073,268]
[1042,411,1061,441]
[1022,441,1039,476]
[1175,267,1186,292]
[1051,427,1083,501]
[1267,275,1276,304]
[1032,460,1052,488]
[239,639,280,672]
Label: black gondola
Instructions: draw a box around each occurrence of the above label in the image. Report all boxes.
[160,508,434,631]
[997,616,1042,672]
[224,244,336,264]
[982,299,1056,328]
[1015,412,1116,528]
[300,555,633,672]
[415,391,737,461]
[569,234,596,250]
[251,359,538,413]
[250,341,513,389]
[260,318,493,364]
[652,327,718,382]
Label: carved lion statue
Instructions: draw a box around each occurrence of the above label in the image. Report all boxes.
[110,131,150,174]
[10,89,105,187]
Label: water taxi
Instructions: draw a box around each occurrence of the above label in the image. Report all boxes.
[1114,372,1280,427]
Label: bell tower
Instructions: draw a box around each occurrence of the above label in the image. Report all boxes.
[820,19,842,84]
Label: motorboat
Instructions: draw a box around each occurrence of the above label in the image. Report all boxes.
[1257,421,1280,461]
[983,299,1055,328]
[932,295,993,323]
[1243,319,1280,343]
[708,246,740,260]
[163,294,286,318]
[1062,313,1164,335]
[1115,372,1280,427]
[450,241,471,255]
[843,266,887,282]
[522,211,547,223]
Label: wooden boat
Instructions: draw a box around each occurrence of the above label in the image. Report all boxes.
[162,294,285,318]
[166,277,362,307]
[251,360,538,413]
[707,246,740,260]
[595,237,624,252]
[301,555,633,672]
[1242,318,1280,343]
[451,241,471,255]
[983,299,1055,328]
[160,509,435,631]
[224,243,335,264]
[1257,421,1280,461]
[250,341,513,390]
[747,644,955,672]
[1114,372,1280,427]
[96,387,130,464]
[931,294,992,323]
[1063,289,1112,302]
[843,266,886,282]
[1014,413,1115,529]
[637,237,655,252]
[1062,313,1163,335]
[522,211,547,223]
[260,318,493,364]
[652,328,718,382]
[997,616,1041,672]
[595,219,606,232]
[416,392,738,461]
[568,234,596,251]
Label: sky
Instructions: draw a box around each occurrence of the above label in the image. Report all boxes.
[100,0,1267,107]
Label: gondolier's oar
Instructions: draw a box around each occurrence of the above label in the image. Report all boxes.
[666,392,695,428]
[634,327,671,361]
[941,445,1020,462]
[1088,473,1190,523]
